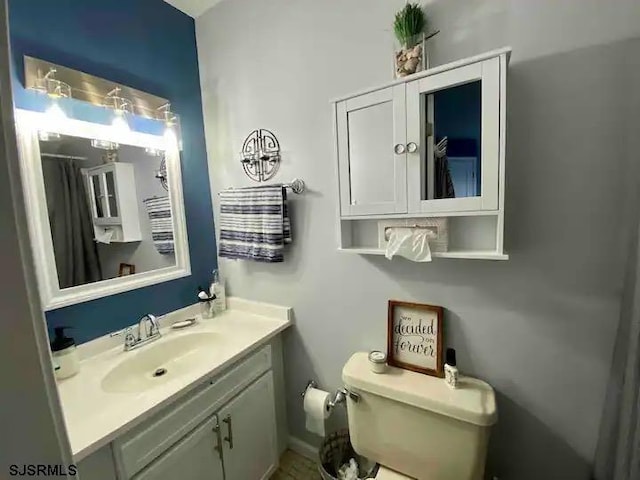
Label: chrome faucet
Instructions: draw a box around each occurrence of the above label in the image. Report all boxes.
[123,314,162,351]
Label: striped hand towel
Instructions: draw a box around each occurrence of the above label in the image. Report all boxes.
[219,185,291,263]
[143,196,175,254]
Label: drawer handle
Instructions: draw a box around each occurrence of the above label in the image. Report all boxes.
[223,415,234,449]
[212,421,224,461]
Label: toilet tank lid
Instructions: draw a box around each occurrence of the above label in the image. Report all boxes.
[342,352,497,427]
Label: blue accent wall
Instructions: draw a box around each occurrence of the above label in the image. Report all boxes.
[8,0,217,344]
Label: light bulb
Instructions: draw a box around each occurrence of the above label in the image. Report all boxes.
[45,102,67,122]
[111,112,130,133]
[164,126,178,147]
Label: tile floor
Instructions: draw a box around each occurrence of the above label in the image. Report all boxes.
[271,449,322,480]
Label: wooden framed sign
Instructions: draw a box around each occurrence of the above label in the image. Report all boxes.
[387,300,444,377]
[118,263,136,277]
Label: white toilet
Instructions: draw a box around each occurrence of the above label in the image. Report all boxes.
[342,352,497,480]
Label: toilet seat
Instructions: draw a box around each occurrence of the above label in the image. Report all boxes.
[375,465,414,480]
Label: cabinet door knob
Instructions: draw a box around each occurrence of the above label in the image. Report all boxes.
[394,143,406,155]
[407,142,419,154]
[223,415,234,449]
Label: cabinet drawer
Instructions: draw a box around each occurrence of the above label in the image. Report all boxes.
[115,345,272,479]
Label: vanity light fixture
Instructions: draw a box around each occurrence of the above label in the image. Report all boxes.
[37,68,72,99]
[104,87,133,133]
[46,102,68,122]
[91,139,119,150]
[158,103,182,149]
[157,103,177,127]
[37,68,72,124]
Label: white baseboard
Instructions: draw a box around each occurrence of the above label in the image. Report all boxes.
[261,464,277,480]
[288,435,318,460]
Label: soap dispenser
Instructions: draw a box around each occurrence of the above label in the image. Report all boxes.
[50,327,79,380]
[210,269,226,313]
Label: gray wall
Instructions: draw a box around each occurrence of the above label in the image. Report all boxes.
[196,1,640,478]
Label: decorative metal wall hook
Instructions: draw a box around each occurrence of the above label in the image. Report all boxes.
[156,157,168,191]
[240,129,281,183]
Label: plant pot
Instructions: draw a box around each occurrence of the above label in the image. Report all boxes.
[394,34,425,78]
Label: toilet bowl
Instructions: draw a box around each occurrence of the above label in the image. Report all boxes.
[342,352,497,480]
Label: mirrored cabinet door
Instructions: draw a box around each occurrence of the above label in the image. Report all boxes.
[337,85,408,216]
[89,173,106,218]
[406,56,501,213]
[87,167,120,222]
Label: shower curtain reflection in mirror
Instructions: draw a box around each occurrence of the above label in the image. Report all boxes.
[42,157,103,288]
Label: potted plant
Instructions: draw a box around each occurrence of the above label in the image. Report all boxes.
[393,3,426,78]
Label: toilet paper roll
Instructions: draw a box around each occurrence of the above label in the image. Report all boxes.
[304,387,331,437]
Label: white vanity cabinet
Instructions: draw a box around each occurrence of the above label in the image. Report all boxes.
[84,162,142,242]
[134,372,278,480]
[77,344,281,480]
[334,48,510,260]
[132,414,225,480]
[217,372,278,480]
[77,445,118,480]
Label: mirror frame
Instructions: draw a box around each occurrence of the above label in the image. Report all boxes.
[14,109,191,310]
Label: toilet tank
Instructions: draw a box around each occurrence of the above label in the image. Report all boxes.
[342,353,497,480]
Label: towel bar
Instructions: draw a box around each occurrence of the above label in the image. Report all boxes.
[218,178,305,195]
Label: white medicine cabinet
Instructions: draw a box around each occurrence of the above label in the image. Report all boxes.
[84,163,143,242]
[333,48,510,260]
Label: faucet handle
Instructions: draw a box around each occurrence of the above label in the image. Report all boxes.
[123,327,137,349]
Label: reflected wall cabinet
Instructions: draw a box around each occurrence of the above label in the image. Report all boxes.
[333,48,510,260]
[84,163,142,243]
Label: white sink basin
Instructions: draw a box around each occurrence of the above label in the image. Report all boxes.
[101,332,218,393]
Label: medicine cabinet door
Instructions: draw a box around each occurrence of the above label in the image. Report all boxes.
[86,165,121,225]
[336,85,408,216]
[405,56,501,214]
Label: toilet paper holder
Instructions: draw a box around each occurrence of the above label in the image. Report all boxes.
[302,380,360,408]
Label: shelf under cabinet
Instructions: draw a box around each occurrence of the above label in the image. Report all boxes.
[337,247,509,261]
[338,213,507,261]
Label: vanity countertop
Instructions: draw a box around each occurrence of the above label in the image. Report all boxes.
[56,297,292,461]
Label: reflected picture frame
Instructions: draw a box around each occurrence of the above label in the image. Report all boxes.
[118,263,136,277]
[14,109,191,310]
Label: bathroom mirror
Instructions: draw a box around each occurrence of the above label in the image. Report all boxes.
[15,109,190,310]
